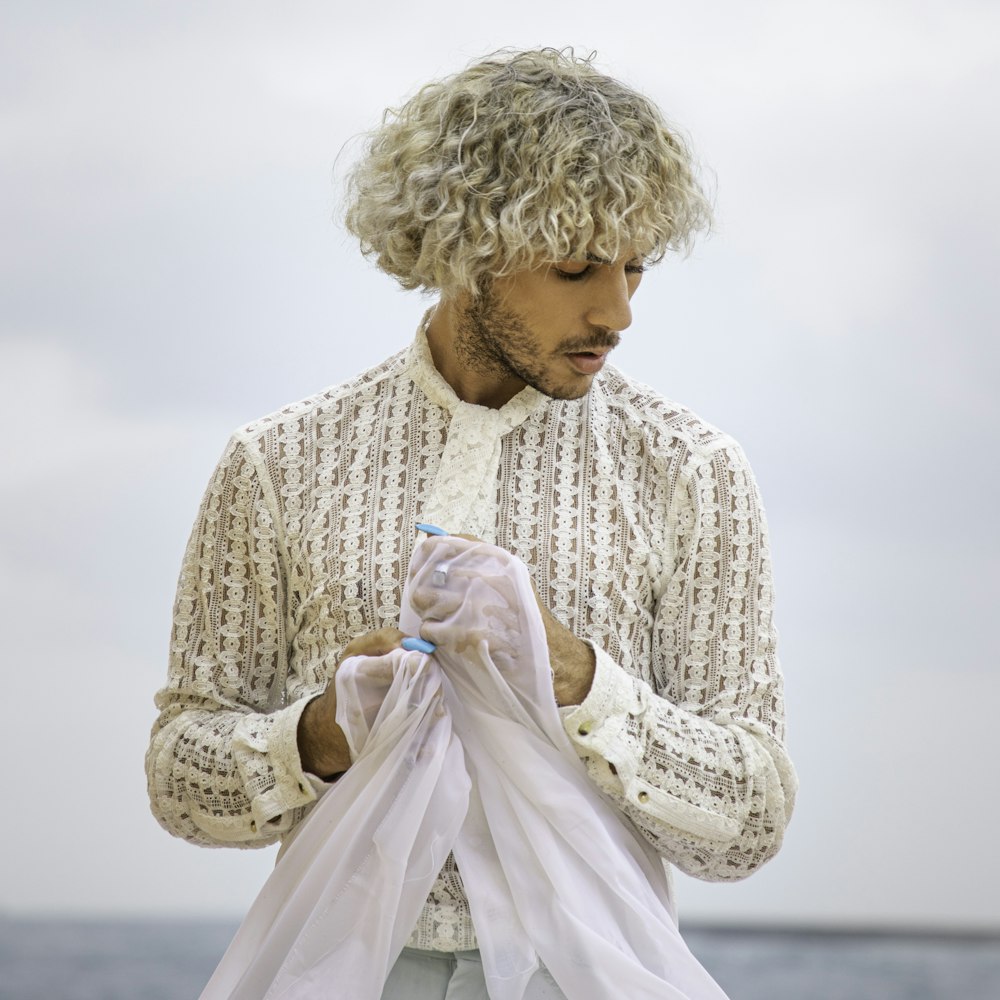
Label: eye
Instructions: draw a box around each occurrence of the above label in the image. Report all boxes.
[554,265,591,282]
[553,258,647,281]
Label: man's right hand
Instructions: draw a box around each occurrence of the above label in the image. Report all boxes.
[296,627,406,779]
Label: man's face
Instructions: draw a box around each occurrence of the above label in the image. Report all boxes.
[454,254,645,402]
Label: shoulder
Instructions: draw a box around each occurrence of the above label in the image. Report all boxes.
[593,363,741,464]
[593,366,768,518]
[230,347,411,449]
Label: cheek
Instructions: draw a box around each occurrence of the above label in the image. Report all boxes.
[528,292,582,340]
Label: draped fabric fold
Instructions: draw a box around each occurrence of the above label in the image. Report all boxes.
[200,536,729,1000]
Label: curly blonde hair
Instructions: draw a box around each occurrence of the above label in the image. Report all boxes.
[344,48,712,295]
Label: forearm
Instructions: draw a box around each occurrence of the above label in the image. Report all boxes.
[146,695,319,846]
[542,605,597,707]
[149,432,320,846]
[562,647,797,880]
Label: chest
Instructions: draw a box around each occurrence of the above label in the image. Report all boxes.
[284,396,678,675]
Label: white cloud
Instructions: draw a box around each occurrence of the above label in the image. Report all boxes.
[0,339,213,492]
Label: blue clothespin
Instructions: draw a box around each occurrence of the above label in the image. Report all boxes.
[415,522,449,536]
[401,637,436,654]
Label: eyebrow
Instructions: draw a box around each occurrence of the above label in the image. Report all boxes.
[585,252,613,265]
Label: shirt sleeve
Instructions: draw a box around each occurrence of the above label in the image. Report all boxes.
[145,435,320,847]
[560,440,798,881]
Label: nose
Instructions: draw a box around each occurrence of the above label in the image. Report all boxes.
[585,266,635,333]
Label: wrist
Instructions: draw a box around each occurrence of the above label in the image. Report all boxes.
[552,636,596,707]
[297,694,351,779]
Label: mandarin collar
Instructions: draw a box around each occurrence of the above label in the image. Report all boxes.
[406,309,550,434]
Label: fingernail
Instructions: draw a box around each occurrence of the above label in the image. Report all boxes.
[415,523,449,536]
[401,637,436,654]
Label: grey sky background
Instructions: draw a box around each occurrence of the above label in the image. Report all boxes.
[2,1,998,929]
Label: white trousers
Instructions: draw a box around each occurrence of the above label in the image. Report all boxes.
[381,949,566,1000]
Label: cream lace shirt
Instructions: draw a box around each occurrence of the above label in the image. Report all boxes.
[147,320,797,952]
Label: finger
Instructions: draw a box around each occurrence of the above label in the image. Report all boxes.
[418,620,447,646]
[356,653,398,685]
[341,627,406,660]
[408,582,466,621]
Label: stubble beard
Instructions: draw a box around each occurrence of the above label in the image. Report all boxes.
[454,285,590,402]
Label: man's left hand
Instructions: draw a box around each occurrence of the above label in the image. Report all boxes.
[418,532,595,707]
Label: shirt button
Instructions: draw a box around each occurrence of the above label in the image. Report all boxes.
[577,722,592,736]
[637,791,649,803]
[250,820,257,832]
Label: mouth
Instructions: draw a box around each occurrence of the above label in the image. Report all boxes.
[565,349,611,375]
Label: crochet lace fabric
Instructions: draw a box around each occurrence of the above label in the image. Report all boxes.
[147,317,797,953]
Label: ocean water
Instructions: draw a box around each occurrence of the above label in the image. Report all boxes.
[1,917,997,999]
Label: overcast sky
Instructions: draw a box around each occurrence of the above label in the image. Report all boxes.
[2,0,998,931]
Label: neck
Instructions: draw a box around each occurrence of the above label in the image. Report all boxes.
[424,298,526,409]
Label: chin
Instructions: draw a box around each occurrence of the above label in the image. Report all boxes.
[535,379,595,402]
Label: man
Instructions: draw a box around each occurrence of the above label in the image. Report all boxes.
[147,48,797,998]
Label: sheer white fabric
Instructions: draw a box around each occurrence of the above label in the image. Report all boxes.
[200,536,729,1000]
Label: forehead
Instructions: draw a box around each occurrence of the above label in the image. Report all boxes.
[558,223,656,261]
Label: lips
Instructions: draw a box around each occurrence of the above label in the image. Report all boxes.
[566,350,610,375]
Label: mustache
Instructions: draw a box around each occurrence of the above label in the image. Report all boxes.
[562,333,621,353]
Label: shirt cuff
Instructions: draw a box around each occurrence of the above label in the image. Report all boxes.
[561,642,645,755]
[232,696,321,834]
[562,643,744,843]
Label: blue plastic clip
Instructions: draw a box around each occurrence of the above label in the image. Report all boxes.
[401,637,437,654]
[415,522,449,536]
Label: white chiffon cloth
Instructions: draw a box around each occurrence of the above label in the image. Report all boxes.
[200,536,730,1000]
